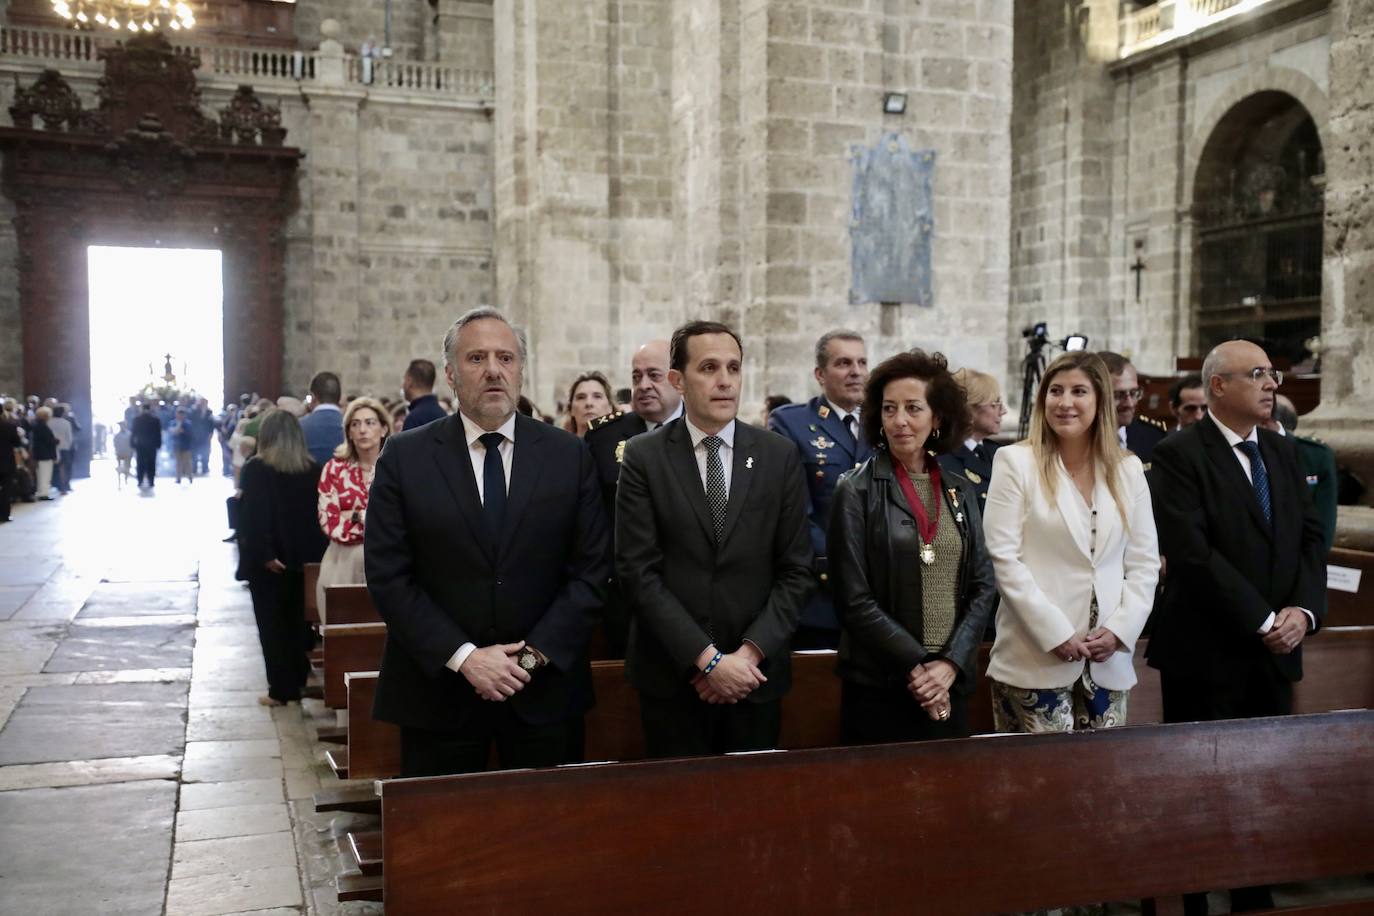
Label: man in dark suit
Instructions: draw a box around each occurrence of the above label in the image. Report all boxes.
[299,371,344,465]
[401,358,448,430]
[1099,351,1168,464]
[365,307,610,777]
[767,330,870,649]
[585,338,682,657]
[130,403,163,489]
[1147,340,1326,915]
[1167,373,1207,432]
[616,320,814,758]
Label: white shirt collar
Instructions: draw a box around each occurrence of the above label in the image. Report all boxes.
[650,401,684,429]
[1274,424,1287,437]
[460,410,517,447]
[312,403,342,413]
[684,415,735,450]
[1208,409,1258,448]
[964,437,980,452]
[825,399,859,423]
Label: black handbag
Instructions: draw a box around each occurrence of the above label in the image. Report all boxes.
[226,493,239,530]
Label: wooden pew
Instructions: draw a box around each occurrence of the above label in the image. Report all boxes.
[345,671,401,782]
[378,709,1374,914]
[323,584,382,625]
[322,622,386,710]
[334,627,1372,783]
[303,562,321,625]
[1327,547,1374,627]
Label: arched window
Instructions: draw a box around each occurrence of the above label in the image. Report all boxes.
[1192,92,1323,367]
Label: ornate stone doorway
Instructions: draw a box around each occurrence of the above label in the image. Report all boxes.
[0,33,300,477]
[1191,90,1324,368]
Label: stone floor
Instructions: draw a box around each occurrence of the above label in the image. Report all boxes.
[0,465,379,916]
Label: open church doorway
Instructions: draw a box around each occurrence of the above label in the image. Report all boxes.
[87,246,225,480]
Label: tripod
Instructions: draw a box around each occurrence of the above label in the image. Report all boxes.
[1018,335,1048,440]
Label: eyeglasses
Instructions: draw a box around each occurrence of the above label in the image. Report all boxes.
[1113,388,1143,402]
[1220,367,1283,386]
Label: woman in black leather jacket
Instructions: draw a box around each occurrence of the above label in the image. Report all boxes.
[827,350,997,742]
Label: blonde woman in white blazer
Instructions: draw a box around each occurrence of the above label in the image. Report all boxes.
[983,352,1159,733]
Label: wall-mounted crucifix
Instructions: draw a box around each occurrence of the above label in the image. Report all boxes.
[1130,240,1146,303]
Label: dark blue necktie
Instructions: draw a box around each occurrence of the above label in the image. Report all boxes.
[1236,440,1271,524]
[479,432,506,538]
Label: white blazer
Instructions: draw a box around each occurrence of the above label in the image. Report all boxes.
[983,443,1159,691]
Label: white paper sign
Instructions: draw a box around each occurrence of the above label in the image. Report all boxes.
[1327,565,1363,594]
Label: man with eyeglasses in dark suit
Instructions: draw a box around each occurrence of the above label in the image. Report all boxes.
[1147,340,1326,915]
[1099,351,1168,465]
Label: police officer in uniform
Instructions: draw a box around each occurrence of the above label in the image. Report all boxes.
[768,330,871,649]
[585,339,683,656]
[938,367,1005,506]
[1100,351,1168,465]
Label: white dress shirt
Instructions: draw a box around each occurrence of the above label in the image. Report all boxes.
[1206,411,1314,634]
[649,402,684,430]
[684,415,735,498]
[445,411,518,674]
[1117,425,1128,450]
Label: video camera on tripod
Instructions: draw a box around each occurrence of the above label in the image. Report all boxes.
[1018,323,1089,438]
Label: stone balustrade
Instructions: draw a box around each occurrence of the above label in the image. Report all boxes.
[0,25,490,97]
[1118,0,1261,58]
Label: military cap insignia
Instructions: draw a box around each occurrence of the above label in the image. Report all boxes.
[818,405,831,419]
[964,469,982,484]
[614,440,626,463]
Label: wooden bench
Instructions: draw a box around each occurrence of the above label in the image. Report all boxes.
[333,627,1372,783]
[322,622,386,710]
[322,584,382,625]
[378,709,1374,914]
[1327,547,1374,627]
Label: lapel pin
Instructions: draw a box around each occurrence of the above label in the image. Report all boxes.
[818,405,831,419]
[746,457,754,469]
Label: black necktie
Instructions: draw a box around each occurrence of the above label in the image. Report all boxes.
[973,444,987,463]
[842,413,856,444]
[479,432,506,538]
[704,435,727,543]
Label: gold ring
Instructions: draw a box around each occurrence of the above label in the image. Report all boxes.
[938,708,949,720]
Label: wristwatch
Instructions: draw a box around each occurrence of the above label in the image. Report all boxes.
[516,647,543,671]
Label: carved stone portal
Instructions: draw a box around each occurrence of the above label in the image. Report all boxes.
[0,32,303,477]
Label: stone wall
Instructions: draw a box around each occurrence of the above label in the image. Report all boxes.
[498,0,1013,411]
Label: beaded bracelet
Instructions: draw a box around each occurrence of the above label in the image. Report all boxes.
[703,651,723,676]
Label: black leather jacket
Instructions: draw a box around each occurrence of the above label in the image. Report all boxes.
[827,450,997,693]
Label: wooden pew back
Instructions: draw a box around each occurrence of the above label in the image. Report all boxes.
[345,671,401,781]
[380,709,1374,914]
[1327,547,1374,627]
[322,622,386,709]
[323,584,382,626]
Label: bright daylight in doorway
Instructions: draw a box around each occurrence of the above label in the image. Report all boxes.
[86,245,225,430]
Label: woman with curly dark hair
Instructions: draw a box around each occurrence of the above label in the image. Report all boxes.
[826,349,998,742]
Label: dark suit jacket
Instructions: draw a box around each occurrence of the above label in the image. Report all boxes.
[364,414,611,730]
[402,394,448,431]
[1146,418,1326,684]
[938,438,1000,506]
[130,413,162,453]
[615,418,815,702]
[1125,417,1167,465]
[767,397,871,631]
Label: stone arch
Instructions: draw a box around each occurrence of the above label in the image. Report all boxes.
[1183,65,1329,207]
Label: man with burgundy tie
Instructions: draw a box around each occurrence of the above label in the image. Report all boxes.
[616,320,814,758]
[365,307,610,777]
[1147,339,1326,914]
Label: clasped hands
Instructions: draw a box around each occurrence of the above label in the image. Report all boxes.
[908,659,956,722]
[691,643,767,704]
[1053,627,1122,664]
[460,640,532,702]
[1263,606,1308,655]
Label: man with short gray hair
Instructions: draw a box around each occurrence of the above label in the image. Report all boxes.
[365,307,610,777]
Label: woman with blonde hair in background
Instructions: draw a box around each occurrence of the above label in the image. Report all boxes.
[983,351,1159,734]
[938,367,1006,507]
[315,397,390,618]
[562,371,614,437]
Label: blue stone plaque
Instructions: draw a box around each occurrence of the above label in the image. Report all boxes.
[848,132,935,306]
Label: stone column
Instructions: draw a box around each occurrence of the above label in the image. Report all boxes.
[1307,0,1374,506]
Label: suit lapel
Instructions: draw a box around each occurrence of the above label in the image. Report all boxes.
[877,452,918,523]
[1091,471,1118,562]
[1198,419,1271,536]
[719,423,756,546]
[431,416,493,562]
[498,415,545,561]
[666,420,717,545]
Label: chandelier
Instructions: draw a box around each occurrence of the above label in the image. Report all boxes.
[51,0,197,32]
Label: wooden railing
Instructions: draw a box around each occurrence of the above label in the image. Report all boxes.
[0,25,490,97]
[1119,0,1267,59]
